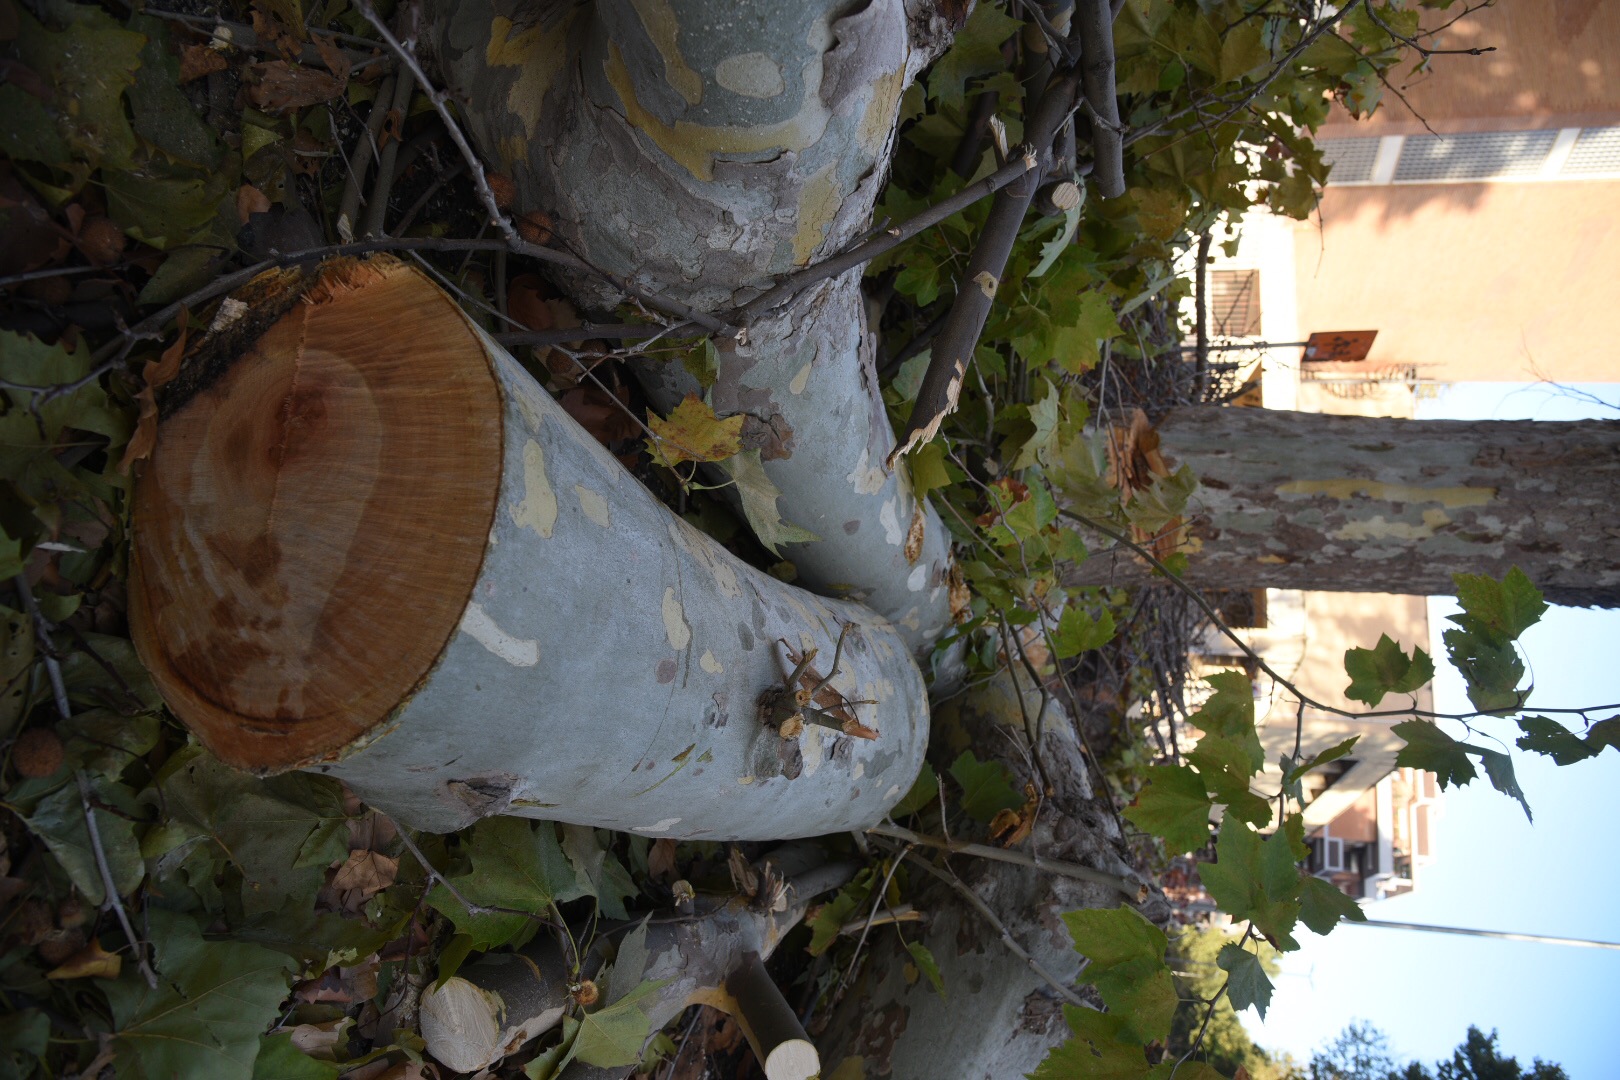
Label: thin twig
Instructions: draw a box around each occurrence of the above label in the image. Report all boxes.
[12,576,70,722]
[894,847,1086,1007]
[838,845,909,995]
[869,822,1143,901]
[76,772,159,989]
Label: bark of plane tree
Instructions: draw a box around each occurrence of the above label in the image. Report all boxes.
[1070,408,1620,606]
[426,0,965,654]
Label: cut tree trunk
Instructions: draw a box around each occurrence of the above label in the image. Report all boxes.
[1071,407,1620,605]
[426,0,964,654]
[129,259,928,837]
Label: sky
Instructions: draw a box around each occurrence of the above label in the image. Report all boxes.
[1242,382,1620,1078]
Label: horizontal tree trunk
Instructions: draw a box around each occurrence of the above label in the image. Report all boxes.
[1072,407,1620,605]
[130,259,927,837]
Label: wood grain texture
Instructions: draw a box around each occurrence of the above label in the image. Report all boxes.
[131,259,503,771]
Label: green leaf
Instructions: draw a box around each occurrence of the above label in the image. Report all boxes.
[1008,379,1060,471]
[1187,735,1272,827]
[1585,716,1620,753]
[1197,817,1302,951]
[570,979,662,1068]
[1284,736,1360,786]
[906,941,945,997]
[0,1009,49,1080]
[561,824,639,921]
[251,1034,339,1080]
[909,442,951,497]
[1343,634,1435,706]
[1055,291,1124,374]
[1063,906,1176,1045]
[948,751,1023,824]
[890,762,939,817]
[128,16,222,168]
[1061,906,1167,970]
[1124,463,1198,537]
[434,934,477,989]
[1216,942,1274,1019]
[155,746,350,921]
[1515,716,1599,766]
[1391,720,1478,789]
[1298,875,1366,937]
[106,910,294,1080]
[525,1018,578,1080]
[1090,956,1178,1044]
[13,4,144,171]
[1477,748,1532,822]
[807,886,862,956]
[681,338,720,389]
[1452,567,1547,644]
[1123,765,1211,855]
[608,916,653,1004]
[104,169,232,250]
[25,778,144,906]
[1050,604,1116,659]
[724,451,820,555]
[1027,1006,1150,1080]
[1190,671,1264,772]
[1030,201,1082,279]
[1442,624,1525,713]
[427,818,584,950]
[925,0,1021,110]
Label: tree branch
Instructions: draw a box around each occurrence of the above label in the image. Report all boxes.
[889,74,1081,468]
[1074,0,1125,197]
[868,822,1144,901]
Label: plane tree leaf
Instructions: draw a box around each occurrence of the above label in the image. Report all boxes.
[1343,633,1435,705]
[1197,817,1302,951]
[1298,875,1366,936]
[1123,764,1212,855]
[106,910,294,1080]
[1217,942,1274,1019]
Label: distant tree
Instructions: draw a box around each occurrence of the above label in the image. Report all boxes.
[1167,927,1295,1080]
[1305,1024,1567,1080]
[1308,1020,1400,1080]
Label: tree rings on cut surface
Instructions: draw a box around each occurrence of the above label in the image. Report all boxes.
[130,258,503,771]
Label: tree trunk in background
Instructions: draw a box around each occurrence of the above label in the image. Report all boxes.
[426,0,963,653]
[818,673,1165,1079]
[131,260,928,837]
[1071,408,1620,606]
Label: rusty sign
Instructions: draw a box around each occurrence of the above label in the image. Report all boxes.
[1302,330,1378,363]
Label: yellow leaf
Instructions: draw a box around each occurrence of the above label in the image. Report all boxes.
[645,394,743,467]
[47,939,122,980]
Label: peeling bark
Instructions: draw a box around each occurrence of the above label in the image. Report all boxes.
[1071,407,1620,606]
[426,0,961,652]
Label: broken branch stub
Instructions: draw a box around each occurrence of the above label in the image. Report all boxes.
[130,258,928,836]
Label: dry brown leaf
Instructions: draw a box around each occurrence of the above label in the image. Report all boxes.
[559,385,640,446]
[486,171,516,211]
[726,845,758,898]
[75,217,126,266]
[46,939,121,980]
[179,43,229,83]
[236,184,272,225]
[120,313,188,474]
[648,837,678,882]
[331,850,398,898]
[309,32,351,81]
[246,61,346,113]
[250,6,303,57]
[289,1018,351,1059]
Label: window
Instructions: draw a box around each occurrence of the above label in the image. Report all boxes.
[1393,130,1558,182]
[1207,269,1262,336]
